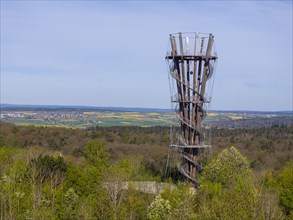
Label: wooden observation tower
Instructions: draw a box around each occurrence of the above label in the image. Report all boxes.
[165,32,218,187]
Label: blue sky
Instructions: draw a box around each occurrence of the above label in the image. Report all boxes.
[1,1,292,111]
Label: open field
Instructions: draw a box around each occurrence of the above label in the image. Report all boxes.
[1,107,292,128]
[0,110,174,127]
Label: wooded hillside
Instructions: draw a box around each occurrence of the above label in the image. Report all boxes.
[0,122,292,219]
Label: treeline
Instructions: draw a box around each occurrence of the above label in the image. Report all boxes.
[211,126,292,171]
[1,122,292,172]
[0,122,292,219]
[209,116,293,128]
[0,123,169,176]
[1,139,158,219]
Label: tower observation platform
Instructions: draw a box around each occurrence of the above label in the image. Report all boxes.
[165,32,218,187]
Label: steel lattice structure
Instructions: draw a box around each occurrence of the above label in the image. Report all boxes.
[165,32,218,187]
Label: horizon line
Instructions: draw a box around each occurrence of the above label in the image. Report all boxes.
[1,103,292,113]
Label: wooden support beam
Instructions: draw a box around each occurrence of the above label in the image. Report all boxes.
[170,35,185,139]
[191,32,199,145]
[200,34,214,104]
[186,60,191,144]
[179,32,189,143]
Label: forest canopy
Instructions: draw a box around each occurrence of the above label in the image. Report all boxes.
[0,122,292,219]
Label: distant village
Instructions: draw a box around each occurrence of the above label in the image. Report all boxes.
[0,111,86,120]
[0,110,283,121]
